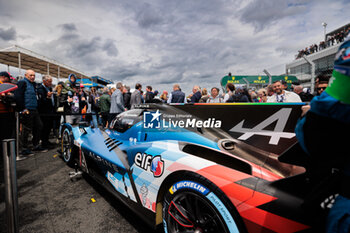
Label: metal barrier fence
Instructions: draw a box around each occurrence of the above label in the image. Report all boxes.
[1,111,101,233]
[2,139,19,233]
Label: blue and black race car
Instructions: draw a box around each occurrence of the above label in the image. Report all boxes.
[60,103,338,233]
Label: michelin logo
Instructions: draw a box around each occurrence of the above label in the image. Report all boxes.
[169,180,209,195]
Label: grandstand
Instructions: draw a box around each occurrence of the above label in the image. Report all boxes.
[0,45,90,82]
[0,45,112,88]
[286,23,349,90]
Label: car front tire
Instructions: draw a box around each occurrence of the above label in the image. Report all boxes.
[163,173,245,233]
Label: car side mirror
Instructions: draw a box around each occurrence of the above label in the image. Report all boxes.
[79,121,90,128]
[78,121,90,134]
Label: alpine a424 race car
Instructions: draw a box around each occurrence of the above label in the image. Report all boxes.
[60,104,337,233]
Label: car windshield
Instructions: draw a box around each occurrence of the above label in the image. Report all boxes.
[110,109,144,132]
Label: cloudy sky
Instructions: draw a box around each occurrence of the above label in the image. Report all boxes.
[0,0,349,94]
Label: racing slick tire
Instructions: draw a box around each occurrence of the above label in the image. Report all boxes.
[61,128,77,166]
[163,173,246,233]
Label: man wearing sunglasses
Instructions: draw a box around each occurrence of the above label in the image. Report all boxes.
[315,74,330,96]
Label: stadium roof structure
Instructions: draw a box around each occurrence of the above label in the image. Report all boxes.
[0,45,91,80]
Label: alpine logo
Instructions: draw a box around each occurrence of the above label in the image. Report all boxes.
[229,108,295,145]
[134,152,164,177]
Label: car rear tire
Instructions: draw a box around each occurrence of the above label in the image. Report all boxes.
[163,173,245,233]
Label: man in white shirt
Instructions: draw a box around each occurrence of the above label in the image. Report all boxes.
[207,87,223,103]
[267,80,302,103]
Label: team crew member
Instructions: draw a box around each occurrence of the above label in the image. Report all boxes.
[295,33,350,232]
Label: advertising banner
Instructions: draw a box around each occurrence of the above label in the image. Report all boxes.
[220,75,299,89]
[172,103,305,155]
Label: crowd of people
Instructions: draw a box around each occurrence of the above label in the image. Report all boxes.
[0,68,331,158]
[1,32,349,232]
[295,27,349,59]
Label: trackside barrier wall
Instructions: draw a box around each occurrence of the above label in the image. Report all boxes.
[2,139,19,233]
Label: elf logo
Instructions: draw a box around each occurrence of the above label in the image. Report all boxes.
[134,153,164,177]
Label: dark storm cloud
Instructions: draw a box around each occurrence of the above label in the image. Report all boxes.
[55,24,118,59]
[136,2,164,28]
[71,36,101,57]
[31,23,120,76]
[239,0,309,31]
[102,63,143,81]
[102,39,118,57]
[0,27,16,41]
[59,23,78,32]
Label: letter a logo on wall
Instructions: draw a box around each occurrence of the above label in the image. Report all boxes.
[229,108,295,145]
[143,110,162,129]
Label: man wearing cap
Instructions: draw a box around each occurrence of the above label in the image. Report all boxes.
[0,71,13,84]
[14,69,46,156]
[295,33,350,232]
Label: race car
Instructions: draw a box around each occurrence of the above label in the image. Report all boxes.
[60,104,337,233]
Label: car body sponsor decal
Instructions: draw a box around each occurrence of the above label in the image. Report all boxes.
[207,192,240,233]
[134,153,164,177]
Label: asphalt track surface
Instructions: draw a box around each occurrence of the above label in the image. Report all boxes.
[0,146,158,233]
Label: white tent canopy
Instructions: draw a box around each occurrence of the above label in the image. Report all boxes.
[0,45,90,80]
